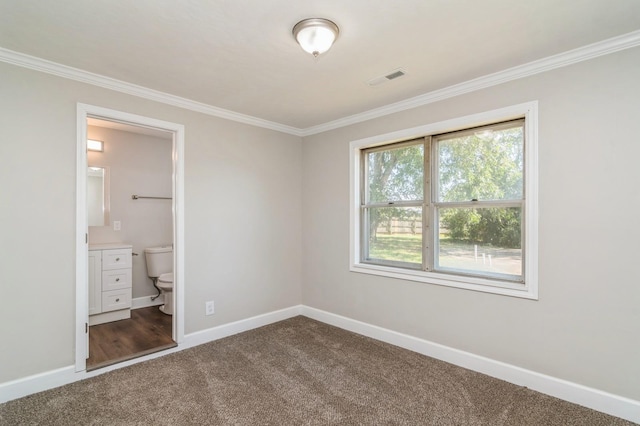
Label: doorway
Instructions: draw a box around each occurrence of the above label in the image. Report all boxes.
[75,104,185,372]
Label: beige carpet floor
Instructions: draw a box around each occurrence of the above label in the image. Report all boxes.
[0,316,634,425]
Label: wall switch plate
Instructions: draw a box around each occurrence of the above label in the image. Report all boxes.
[205,300,215,316]
[113,220,121,231]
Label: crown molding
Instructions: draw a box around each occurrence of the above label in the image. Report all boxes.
[300,29,640,136]
[0,47,304,137]
[2,29,639,138]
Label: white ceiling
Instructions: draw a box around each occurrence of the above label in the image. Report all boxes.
[2,1,640,131]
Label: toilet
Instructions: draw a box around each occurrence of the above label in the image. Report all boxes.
[144,245,174,315]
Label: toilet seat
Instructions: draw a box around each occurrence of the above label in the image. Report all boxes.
[158,272,173,290]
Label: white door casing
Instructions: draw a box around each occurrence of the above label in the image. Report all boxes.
[75,103,185,372]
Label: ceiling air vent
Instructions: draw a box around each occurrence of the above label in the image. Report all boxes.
[367,68,407,86]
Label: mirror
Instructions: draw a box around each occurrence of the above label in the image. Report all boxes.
[87,166,110,226]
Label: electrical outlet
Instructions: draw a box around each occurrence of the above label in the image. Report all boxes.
[113,220,121,231]
[205,300,215,316]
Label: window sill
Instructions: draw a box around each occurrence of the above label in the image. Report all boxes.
[350,262,538,300]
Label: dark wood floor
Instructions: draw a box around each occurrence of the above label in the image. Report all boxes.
[87,306,176,371]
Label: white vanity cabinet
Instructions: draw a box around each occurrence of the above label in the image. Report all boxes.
[88,250,102,315]
[89,244,133,326]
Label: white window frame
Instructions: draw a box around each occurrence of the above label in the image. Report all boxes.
[349,102,538,299]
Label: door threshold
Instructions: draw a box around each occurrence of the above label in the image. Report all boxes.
[86,341,177,372]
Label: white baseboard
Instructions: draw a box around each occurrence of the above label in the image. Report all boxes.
[182,305,302,348]
[0,305,302,404]
[2,304,638,424]
[0,366,76,404]
[131,295,164,310]
[300,306,640,424]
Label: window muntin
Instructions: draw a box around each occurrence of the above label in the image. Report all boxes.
[360,119,525,284]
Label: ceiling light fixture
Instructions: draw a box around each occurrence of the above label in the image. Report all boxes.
[292,18,339,58]
[87,139,104,152]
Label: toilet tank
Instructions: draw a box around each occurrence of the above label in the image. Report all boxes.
[144,246,173,278]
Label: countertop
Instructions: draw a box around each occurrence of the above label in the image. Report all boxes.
[89,242,133,251]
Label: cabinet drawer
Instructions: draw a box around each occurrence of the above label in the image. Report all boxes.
[101,289,132,312]
[102,269,132,291]
[102,249,132,270]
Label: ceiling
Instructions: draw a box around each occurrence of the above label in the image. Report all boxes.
[2,1,640,131]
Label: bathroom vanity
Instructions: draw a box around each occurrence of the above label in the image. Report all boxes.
[88,243,133,325]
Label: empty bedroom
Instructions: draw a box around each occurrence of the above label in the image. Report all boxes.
[1,1,639,424]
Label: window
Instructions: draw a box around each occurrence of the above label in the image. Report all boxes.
[350,103,538,298]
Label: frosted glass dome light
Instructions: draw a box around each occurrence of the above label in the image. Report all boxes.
[293,18,339,58]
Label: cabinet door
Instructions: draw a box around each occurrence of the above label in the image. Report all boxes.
[88,251,102,315]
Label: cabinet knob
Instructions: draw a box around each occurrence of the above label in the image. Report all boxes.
[116,278,120,282]
[115,298,120,302]
[115,257,120,261]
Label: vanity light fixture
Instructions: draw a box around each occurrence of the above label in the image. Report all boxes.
[88,139,104,152]
[292,18,339,58]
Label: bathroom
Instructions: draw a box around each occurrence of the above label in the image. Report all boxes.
[86,118,176,369]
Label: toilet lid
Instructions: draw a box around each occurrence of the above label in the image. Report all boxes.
[158,272,173,283]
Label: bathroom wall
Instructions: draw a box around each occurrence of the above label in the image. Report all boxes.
[0,60,303,384]
[87,125,173,300]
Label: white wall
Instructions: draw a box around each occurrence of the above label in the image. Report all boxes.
[301,47,640,401]
[87,125,173,299]
[0,61,303,383]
